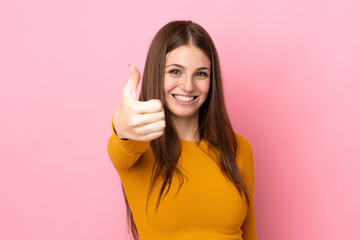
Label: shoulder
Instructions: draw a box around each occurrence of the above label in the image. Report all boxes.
[233,132,254,175]
[233,132,253,154]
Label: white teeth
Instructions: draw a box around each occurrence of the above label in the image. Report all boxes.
[174,95,195,102]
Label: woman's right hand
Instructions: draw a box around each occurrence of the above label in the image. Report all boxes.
[112,65,166,142]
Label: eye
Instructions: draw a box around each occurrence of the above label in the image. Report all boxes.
[169,69,181,75]
[195,72,208,77]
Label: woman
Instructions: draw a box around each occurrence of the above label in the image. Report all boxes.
[108,20,257,240]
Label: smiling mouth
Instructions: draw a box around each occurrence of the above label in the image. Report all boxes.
[172,94,198,102]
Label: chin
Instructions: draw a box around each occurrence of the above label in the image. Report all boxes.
[168,109,199,119]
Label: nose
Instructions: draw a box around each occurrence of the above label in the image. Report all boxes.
[180,74,196,92]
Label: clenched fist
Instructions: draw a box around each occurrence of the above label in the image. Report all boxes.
[113,65,166,141]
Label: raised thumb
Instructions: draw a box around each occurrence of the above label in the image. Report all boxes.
[124,64,141,101]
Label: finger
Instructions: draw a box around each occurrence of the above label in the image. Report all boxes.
[123,64,141,101]
[132,99,163,114]
[133,111,165,126]
[135,119,166,135]
[140,129,165,141]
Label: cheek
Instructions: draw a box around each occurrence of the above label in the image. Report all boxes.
[199,79,211,95]
[163,77,174,93]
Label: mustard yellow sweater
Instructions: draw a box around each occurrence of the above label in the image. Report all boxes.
[107,117,257,240]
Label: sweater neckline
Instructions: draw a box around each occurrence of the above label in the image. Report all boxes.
[179,138,205,144]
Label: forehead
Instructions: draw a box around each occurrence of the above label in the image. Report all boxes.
[165,45,210,68]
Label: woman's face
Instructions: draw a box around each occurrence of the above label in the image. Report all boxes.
[163,45,211,122]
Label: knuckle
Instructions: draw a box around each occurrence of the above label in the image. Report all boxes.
[129,116,138,127]
[151,99,162,110]
[158,111,164,119]
[133,127,140,135]
[156,102,163,110]
[161,120,166,128]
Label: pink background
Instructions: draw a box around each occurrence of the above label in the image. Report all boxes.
[1,0,359,239]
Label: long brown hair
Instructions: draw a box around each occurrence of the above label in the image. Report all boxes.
[122,20,249,240]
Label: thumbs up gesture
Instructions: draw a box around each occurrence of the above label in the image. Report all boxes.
[113,65,166,141]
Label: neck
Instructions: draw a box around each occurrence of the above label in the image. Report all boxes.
[170,113,199,141]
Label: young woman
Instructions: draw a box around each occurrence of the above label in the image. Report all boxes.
[108,20,257,240]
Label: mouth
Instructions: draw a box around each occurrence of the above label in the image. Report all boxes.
[172,94,198,103]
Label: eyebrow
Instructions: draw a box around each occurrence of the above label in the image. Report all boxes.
[165,63,210,71]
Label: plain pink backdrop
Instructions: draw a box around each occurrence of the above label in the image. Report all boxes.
[1,0,359,239]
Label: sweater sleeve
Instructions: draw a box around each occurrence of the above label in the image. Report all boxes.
[107,115,150,170]
[236,134,257,240]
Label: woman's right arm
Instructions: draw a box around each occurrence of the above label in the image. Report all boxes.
[107,115,150,170]
[107,65,165,170]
